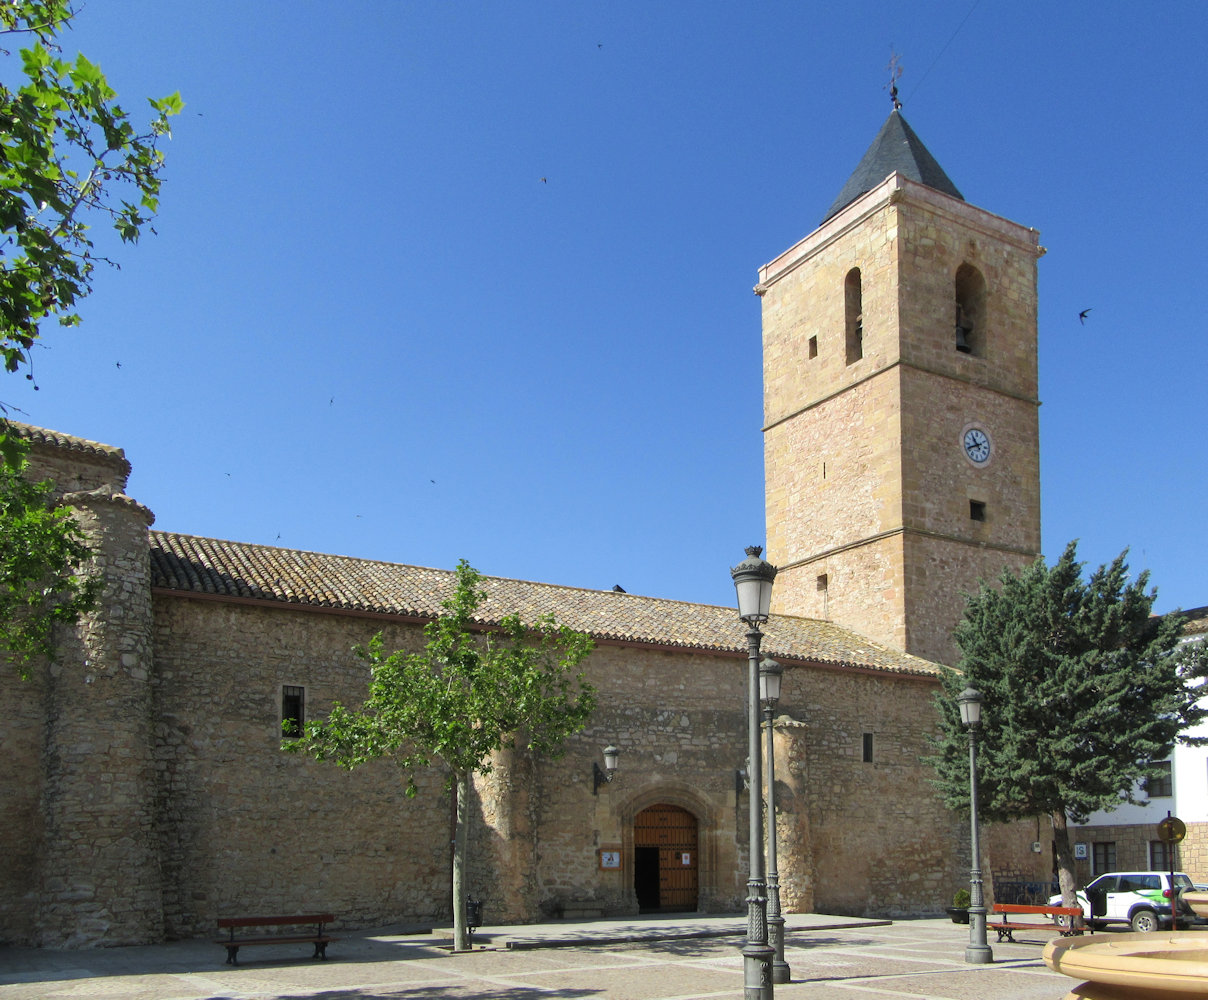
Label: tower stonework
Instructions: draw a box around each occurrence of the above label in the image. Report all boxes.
[759,117,1043,665]
[13,429,164,947]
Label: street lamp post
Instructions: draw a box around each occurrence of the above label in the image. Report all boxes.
[731,545,777,1000]
[760,656,790,984]
[958,686,993,965]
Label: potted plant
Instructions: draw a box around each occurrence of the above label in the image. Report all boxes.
[946,888,971,923]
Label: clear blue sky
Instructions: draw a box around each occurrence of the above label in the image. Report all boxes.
[5,1,1205,615]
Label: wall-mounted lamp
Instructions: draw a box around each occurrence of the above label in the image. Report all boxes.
[592,744,620,795]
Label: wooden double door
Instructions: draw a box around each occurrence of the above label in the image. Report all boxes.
[634,804,698,912]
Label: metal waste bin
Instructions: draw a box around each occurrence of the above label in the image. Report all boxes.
[466,896,483,933]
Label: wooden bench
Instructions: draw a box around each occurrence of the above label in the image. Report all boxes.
[991,902,1085,943]
[216,913,337,965]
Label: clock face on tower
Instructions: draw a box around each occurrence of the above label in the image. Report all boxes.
[962,427,991,465]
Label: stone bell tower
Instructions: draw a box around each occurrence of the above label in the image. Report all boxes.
[758,110,1043,665]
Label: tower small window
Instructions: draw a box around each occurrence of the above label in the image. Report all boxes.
[862,733,874,763]
[954,263,986,356]
[808,335,818,359]
[282,685,305,737]
[845,267,863,364]
[969,500,986,522]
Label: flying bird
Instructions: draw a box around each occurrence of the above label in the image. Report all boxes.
[540,177,547,184]
[1079,308,1092,325]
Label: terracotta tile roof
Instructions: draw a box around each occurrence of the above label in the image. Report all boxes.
[149,531,943,678]
[8,420,130,471]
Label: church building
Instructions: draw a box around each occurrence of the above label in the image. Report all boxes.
[2,111,1052,948]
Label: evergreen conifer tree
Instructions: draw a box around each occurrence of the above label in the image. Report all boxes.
[930,541,1205,908]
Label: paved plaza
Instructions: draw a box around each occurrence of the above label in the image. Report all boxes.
[0,914,1085,1000]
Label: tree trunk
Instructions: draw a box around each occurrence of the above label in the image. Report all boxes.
[452,770,470,951]
[1051,810,1079,918]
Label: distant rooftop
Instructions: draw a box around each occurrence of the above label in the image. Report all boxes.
[822,110,963,224]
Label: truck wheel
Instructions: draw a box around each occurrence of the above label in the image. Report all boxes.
[1130,909,1159,933]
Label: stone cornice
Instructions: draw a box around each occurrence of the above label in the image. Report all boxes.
[776,524,1037,574]
[758,173,1043,291]
[62,486,155,526]
[763,357,1039,434]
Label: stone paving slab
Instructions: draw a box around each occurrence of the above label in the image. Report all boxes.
[0,916,1087,1000]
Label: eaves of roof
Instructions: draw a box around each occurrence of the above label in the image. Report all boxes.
[9,420,131,476]
[150,531,943,679]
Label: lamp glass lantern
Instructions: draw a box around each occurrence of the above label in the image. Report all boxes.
[957,687,982,727]
[592,745,620,795]
[731,546,777,623]
[759,657,783,706]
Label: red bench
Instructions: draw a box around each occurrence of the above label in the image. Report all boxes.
[991,902,1085,943]
[216,913,337,965]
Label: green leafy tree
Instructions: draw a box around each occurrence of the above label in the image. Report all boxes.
[0,435,98,677]
[930,541,1204,908]
[286,560,596,951]
[0,1,182,418]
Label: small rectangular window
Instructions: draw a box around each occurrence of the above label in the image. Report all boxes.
[862,733,874,763]
[1143,760,1173,798]
[282,685,305,737]
[969,500,986,522]
[808,335,818,359]
[1150,840,1172,872]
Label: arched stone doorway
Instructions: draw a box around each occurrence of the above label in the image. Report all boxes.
[633,803,698,913]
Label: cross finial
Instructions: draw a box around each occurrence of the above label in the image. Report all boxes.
[887,50,903,110]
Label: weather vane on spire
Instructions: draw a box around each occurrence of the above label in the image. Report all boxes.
[887,50,903,110]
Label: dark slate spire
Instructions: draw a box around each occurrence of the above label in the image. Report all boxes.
[821,110,963,224]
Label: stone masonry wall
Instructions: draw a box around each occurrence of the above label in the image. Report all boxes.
[151,597,451,938]
[774,664,967,917]
[4,434,166,947]
[38,489,163,947]
[0,647,48,943]
[512,642,752,920]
